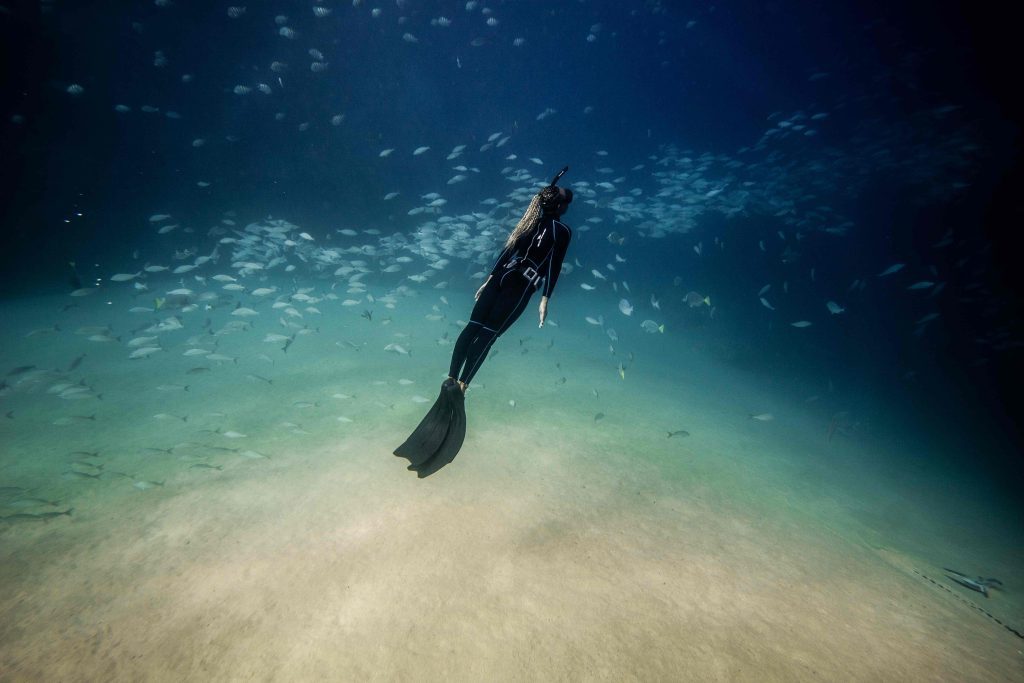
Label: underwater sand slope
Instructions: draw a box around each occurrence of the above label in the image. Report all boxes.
[1,284,1021,679]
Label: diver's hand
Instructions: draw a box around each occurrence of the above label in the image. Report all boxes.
[475,276,490,301]
[538,296,548,328]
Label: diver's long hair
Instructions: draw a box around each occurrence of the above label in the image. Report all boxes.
[503,187,559,249]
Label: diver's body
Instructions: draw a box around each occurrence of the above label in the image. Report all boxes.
[449,211,572,387]
[394,171,573,478]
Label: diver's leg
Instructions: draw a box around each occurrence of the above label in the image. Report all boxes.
[448,323,480,380]
[458,281,534,387]
[448,278,501,379]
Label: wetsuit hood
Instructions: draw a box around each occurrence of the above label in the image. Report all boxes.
[540,186,573,216]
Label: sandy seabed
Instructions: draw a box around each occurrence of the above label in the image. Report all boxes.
[4,431,1022,681]
[1,289,1022,681]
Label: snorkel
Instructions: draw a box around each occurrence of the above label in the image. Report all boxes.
[549,165,569,187]
[541,166,572,215]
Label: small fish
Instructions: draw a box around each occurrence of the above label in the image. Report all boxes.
[384,343,410,356]
[153,413,188,422]
[110,272,142,282]
[667,430,690,438]
[6,497,61,509]
[684,292,710,307]
[907,281,935,290]
[593,412,605,422]
[156,384,190,392]
[63,470,100,479]
[264,333,292,344]
[53,415,96,425]
[749,413,774,421]
[877,263,905,277]
[826,301,845,315]
[945,572,990,598]
[617,299,633,316]
[790,321,813,328]
[1,508,73,521]
[25,326,60,337]
[640,320,664,334]
[760,297,775,311]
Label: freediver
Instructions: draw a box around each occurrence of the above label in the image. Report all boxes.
[393,166,574,477]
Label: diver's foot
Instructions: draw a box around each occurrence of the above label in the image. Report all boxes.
[458,381,467,395]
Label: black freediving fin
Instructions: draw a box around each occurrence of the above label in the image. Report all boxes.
[409,380,466,478]
[393,379,456,468]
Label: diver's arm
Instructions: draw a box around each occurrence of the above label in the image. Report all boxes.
[475,275,491,301]
[538,225,570,327]
[542,224,571,299]
[477,244,510,300]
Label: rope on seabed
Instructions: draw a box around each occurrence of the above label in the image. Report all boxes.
[913,568,1024,640]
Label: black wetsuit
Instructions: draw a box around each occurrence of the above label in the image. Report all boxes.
[449,214,572,385]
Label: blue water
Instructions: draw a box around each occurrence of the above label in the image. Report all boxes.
[1,1,1021,677]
